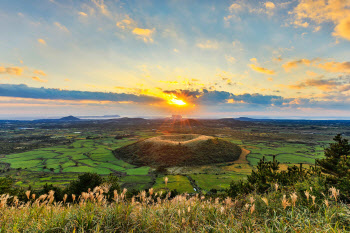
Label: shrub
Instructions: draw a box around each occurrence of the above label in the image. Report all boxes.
[66,172,104,196]
[317,134,350,201]
[227,155,321,197]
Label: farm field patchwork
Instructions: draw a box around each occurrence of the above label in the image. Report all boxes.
[241,141,326,166]
[0,136,153,189]
[1,118,342,193]
[0,134,329,191]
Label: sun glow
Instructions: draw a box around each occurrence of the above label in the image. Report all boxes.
[167,96,187,106]
[115,87,190,108]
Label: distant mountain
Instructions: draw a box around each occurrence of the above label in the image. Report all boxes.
[59,115,80,121]
[34,115,81,122]
[103,115,120,117]
[79,115,120,119]
[236,117,255,121]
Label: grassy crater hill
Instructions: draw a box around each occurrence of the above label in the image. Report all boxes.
[113,134,242,167]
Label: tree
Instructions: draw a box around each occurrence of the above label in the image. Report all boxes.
[317,134,350,201]
[0,176,26,200]
[317,134,350,178]
[226,156,319,197]
[66,172,103,195]
[0,176,15,195]
[246,155,280,193]
[38,183,64,201]
[103,174,120,201]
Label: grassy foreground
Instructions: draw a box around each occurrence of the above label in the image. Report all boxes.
[1,186,349,232]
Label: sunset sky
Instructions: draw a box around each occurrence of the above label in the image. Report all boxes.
[1,0,350,119]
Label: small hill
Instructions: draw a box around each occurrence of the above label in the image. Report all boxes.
[59,115,80,121]
[113,134,241,167]
[34,115,81,122]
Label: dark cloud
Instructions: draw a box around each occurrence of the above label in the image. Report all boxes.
[163,89,202,99]
[0,84,162,103]
[196,90,231,104]
[163,89,294,106]
[231,93,288,106]
[287,76,350,91]
[0,84,314,108]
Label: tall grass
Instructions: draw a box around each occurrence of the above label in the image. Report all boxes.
[0,186,349,232]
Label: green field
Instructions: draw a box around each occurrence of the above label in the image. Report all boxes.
[0,136,153,189]
[153,175,194,193]
[242,141,325,166]
[0,131,329,192]
[120,175,154,190]
[190,172,246,192]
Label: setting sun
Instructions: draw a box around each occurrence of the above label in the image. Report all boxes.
[167,97,187,106]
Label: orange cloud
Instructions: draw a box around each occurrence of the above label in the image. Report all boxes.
[306,71,318,77]
[132,28,155,43]
[333,16,350,41]
[286,99,303,105]
[293,20,309,28]
[250,58,257,63]
[287,78,337,91]
[339,84,350,92]
[282,58,350,73]
[54,22,69,32]
[225,0,277,21]
[274,57,283,62]
[91,0,110,16]
[78,12,88,16]
[291,0,350,40]
[265,2,275,9]
[249,64,275,75]
[32,76,48,83]
[228,3,242,12]
[196,40,219,49]
[0,66,23,75]
[34,70,46,76]
[38,38,46,45]
[226,99,245,104]
[116,16,156,43]
[225,55,236,64]
[282,59,313,71]
[160,80,179,85]
[318,61,350,73]
[116,18,135,30]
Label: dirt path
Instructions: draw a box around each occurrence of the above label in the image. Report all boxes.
[186,175,201,194]
[234,148,250,164]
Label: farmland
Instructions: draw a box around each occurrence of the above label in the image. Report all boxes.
[0,117,349,193]
[0,136,152,189]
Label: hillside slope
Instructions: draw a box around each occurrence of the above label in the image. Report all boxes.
[113,134,241,167]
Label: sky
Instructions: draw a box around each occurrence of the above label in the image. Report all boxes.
[1,0,350,119]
